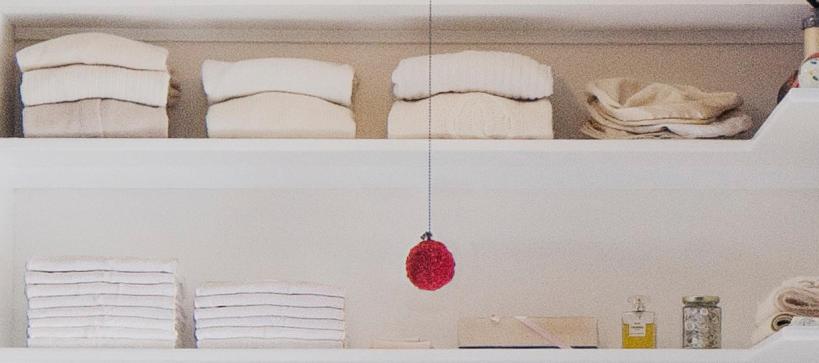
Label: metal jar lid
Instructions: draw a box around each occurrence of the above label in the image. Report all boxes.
[683,296,720,305]
[804,10,819,30]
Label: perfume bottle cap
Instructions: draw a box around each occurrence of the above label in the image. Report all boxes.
[628,295,649,312]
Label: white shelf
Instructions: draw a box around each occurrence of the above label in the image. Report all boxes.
[0,327,816,363]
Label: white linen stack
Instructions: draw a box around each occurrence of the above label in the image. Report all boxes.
[17,33,174,138]
[25,256,184,348]
[194,281,345,348]
[388,50,554,139]
[752,277,819,345]
[202,58,357,138]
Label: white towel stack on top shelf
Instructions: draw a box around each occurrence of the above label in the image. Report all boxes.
[17,32,175,138]
[194,281,346,348]
[202,58,357,138]
[25,256,184,348]
[388,50,554,139]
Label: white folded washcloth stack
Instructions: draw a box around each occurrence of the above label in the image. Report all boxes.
[194,281,345,349]
[25,256,184,348]
[202,58,357,138]
[752,277,819,345]
[17,33,175,138]
[388,50,554,139]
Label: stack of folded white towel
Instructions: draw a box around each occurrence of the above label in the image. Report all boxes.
[388,50,554,139]
[25,256,184,348]
[752,277,819,345]
[194,281,345,348]
[202,58,357,138]
[580,78,752,139]
[17,33,175,138]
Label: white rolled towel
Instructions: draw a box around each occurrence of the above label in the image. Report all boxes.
[195,316,344,330]
[28,295,177,310]
[392,51,553,101]
[21,65,171,107]
[27,257,178,273]
[27,282,177,298]
[28,326,177,340]
[195,326,344,341]
[202,58,355,106]
[29,316,177,330]
[197,338,343,349]
[206,92,356,139]
[194,293,343,309]
[194,305,344,321]
[28,306,178,320]
[28,337,177,348]
[17,32,169,72]
[26,271,176,285]
[388,92,553,139]
[197,281,344,298]
[23,99,169,138]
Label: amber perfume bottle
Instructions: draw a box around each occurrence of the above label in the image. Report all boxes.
[622,295,656,349]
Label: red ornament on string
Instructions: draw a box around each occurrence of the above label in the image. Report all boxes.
[406,233,455,291]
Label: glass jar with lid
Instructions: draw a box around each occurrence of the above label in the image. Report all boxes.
[682,296,721,349]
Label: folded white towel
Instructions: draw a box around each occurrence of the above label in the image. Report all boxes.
[194,293,344,309]
[27,282,177,298]
[21,65,171,107]
[194,305,344,321]
[17,32,169,72]
[26,271,176,285]
[27,257,177,273]
[28,337,178,348]
[195,316,344,330]
[582,108,753,139]
[29,326,177,340]
[196,338,343,349]
[197,281,344,298]
[23,99,169,138]
[28,294,177,310]
[392,51,553,101]
[29,316,177,330]
[202,58,355,107]
[28,306,177,320]
[206,92,356,139]
[755,277,819,323]
[388,92,553,139]
[195,326,344,341]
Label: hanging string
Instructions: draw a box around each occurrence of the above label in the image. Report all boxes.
[425,0,433,240]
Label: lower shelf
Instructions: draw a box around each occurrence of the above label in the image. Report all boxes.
[0,327,816,363]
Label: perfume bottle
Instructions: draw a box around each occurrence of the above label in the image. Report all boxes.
[622,295,656,349]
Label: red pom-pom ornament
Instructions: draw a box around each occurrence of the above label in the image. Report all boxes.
[406,233,455,291]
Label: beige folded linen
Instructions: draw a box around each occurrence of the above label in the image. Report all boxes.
[17,32,169,72]
[196,338,343,349]
[22,65,171,107]
[388,92,553,139]
[458,316,598,348]
[581,120,681,139]
[23,99,168,138]
[392,51,553,101]
[202,58,355,106]
[28,337,178,348]
[370,338,432,349]
[206,92,356,139]
[755,277,819,323]
[587,78,743,122]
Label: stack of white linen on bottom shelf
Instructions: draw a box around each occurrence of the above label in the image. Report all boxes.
[194,281,345,348]
[752,277,819,345]
[388,50,554,139]
[25,256,184,348]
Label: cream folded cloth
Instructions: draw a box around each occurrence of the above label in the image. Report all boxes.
[392,51,553,101]
[756,277,819,322]
[194,305,344,321]
[17,32,169,72]
[195,326,344,341]
[202,58,355,106]
[29,326,177,340]
[27,257,178,273]
[388,92,553,139]
[586,78,743,122]
[195,316,344,330]
[194,293,344,309]
[27,282,177,298]
[29,306,178,320]
[23,99,169,138]
[582,109,752,139]
[370,338,433,349]
[26,271,176,285]
[196,338,343,349]
[197,281,344,298]
[28,295,177,310]
[458,316,598,348]
[21,65,171,107]
[206,92,356,139]
[29,316,177,330]
[28,337,178,348]
[751,312,796,345]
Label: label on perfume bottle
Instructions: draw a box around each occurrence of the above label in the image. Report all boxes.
[628,322,646,337]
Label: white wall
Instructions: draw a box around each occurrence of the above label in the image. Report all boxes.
[11,188,819,349]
